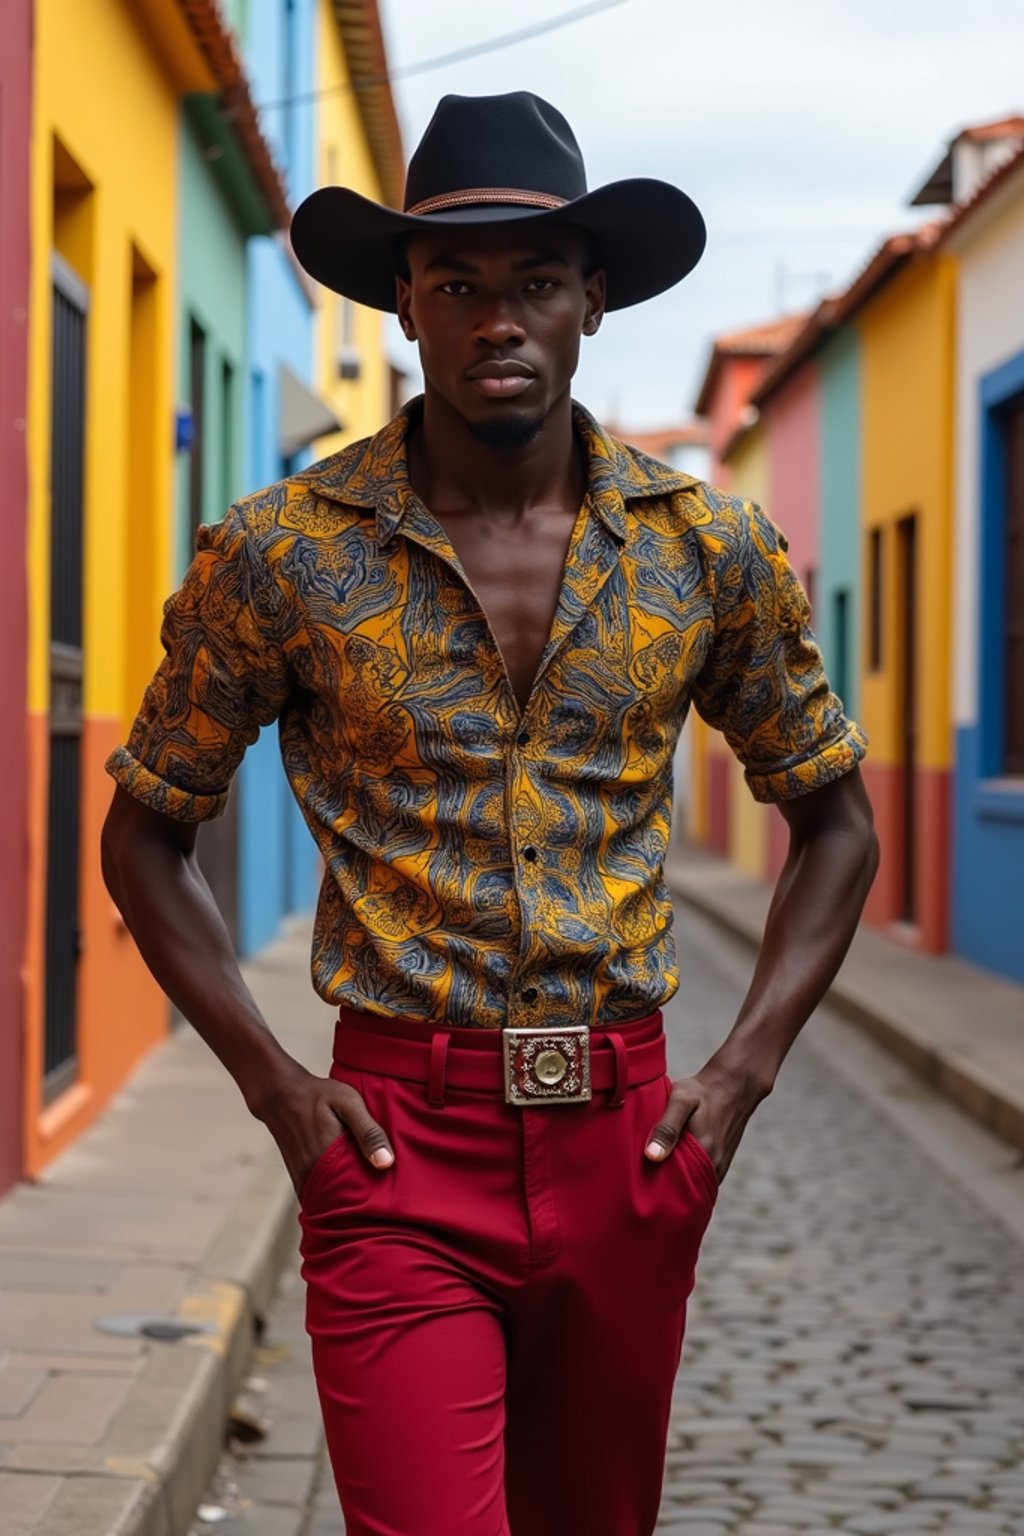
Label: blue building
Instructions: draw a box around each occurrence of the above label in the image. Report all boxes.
[224,0,337,955]
[943,131,1024,983]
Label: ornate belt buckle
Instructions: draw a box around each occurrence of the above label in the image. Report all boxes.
[502,1025,592,1106]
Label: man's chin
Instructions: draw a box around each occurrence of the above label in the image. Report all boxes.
[464,407,548,451]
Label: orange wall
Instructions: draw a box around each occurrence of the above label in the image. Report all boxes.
[24,717,168,1174]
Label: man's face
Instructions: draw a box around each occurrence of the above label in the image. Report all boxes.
[395,223,606,448]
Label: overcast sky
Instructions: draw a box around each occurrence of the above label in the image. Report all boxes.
[374,0,1023,428]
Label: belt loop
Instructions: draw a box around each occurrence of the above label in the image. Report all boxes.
[428,1030,450,1108]
[606,1032,628,1108]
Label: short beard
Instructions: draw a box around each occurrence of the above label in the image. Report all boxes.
[465,409,547,451]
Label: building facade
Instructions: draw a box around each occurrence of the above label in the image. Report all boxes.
[687,319,804,863]
[313,0,405,455]
[23,0,293,1179]
[944,146,1024,982]
[856,237,955,952]
[0,0,33,1194]
[26,0,186,1176]
[225,0,404,958]
[689,117,1024,987]
[173,23,291,953]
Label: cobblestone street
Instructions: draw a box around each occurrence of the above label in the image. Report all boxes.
[190,904,1024,1536]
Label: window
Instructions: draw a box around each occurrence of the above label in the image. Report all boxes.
[188,318,206,545]
[221,357,235,514]
[336,296,361,380]
[833,588,850,710]
[249,367,265,489]
[46,252,89,1101]
[1005,395,1024,774]
[868,527,883,670]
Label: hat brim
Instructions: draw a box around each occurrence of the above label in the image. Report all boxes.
[290,178,706,313]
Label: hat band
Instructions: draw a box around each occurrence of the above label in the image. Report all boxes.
[405,187,570,216]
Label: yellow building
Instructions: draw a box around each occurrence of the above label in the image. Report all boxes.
[25,0,283,1175]
[857,231,956,951]
[314,0,406,451]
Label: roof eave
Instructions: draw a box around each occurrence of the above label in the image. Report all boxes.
[331,0,405,209]
[938,139,1024,249]
[750,236,921,408]
[174,0,291,229]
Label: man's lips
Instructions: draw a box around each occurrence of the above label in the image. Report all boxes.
[465,360,537,398]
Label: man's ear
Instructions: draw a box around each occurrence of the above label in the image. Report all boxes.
[582,267,606,337]
[395,276,417,341]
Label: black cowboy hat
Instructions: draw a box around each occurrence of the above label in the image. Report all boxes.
[290,91,706,313]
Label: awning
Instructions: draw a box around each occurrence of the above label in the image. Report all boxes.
[279,364,342,457]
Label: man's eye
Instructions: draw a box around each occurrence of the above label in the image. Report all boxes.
[439,281,472,295]
[524,278,558,293]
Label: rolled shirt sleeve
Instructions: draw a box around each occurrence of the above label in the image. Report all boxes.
[690,497,868,804]
[105,505,294,821]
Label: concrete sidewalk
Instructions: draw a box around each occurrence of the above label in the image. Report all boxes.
[666,843,1024,1156]
[0,919,333,1536]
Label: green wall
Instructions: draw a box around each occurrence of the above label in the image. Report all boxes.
[817,327,861,719]
[175,107,248,578]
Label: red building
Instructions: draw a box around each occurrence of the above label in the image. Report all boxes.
[0,0,32,1194]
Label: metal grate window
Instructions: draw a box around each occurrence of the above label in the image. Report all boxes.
[44,253,87,1101]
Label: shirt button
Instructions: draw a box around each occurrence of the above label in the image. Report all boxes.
[516,729,530,747]
[522,846,538,863]
[521,987,539,1004]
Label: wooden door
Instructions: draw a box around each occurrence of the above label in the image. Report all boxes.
[896,514,918,925]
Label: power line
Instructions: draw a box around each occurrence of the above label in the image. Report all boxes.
[253,0,632,113]
[713,228,883,245]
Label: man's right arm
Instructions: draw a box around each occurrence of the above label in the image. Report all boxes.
[100,785,396,1184]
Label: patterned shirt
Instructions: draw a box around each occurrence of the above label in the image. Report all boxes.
[106,397,867,1029]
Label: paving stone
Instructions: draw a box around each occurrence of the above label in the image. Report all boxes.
[0,1372,132,1444]
[204,1510,305,1536]
[0,1256,121,1291]
[0,1471,62,1534]
[235,1455,317,1508]
[0,1372,46,1417]
[302,1517,347,1536]
[840,1515,943,1533]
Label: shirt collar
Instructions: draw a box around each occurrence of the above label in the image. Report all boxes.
[302,394,701,544]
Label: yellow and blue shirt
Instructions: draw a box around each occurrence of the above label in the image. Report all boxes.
[106,397,867,1028]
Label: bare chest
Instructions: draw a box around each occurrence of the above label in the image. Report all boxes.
[435,505,582,713]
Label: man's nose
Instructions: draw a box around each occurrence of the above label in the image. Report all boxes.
[473,298,526,347]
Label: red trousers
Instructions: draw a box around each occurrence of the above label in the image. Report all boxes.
[298,1008,719,1536]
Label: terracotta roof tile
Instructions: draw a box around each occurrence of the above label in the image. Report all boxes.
[694,311,809,415]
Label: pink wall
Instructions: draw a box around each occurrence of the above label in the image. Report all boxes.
[765,364,820,607]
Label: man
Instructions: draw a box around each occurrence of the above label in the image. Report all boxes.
[102,92,877,1536]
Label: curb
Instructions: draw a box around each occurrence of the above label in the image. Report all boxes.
[36,1148,298,1536]
[668,867,1024,1158]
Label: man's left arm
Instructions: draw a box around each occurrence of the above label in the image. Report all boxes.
[646,767,878,1178]
[646,494,879,1177]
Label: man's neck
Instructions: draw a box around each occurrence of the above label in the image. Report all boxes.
[408,388,586,521]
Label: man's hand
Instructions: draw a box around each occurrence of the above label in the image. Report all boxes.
[250,1058,396,1198]
[644,1064,769,1185]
